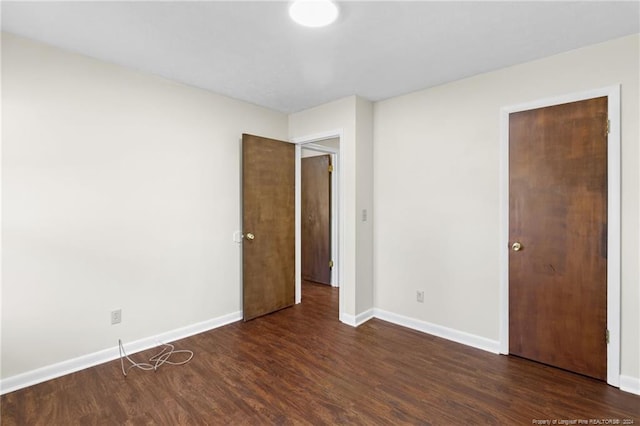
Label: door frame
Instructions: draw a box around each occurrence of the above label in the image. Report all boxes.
[292,130,343,316]
[498,85,621,386]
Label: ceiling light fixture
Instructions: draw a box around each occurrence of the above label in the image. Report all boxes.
[289,0,339,28]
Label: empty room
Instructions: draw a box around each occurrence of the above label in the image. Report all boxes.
[1,1,639,424]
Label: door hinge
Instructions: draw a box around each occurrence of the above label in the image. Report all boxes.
[606,119,610,135]
[606,329,610,344]
[328,164,334,173]
[329,260,334,268]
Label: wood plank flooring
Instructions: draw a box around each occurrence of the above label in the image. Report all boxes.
[2,281,639,425]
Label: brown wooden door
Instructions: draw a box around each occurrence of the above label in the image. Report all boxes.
[301,154,332,285]
[509,97,608,380]
[242,134,295,321]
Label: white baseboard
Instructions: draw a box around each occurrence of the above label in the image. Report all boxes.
[620,375,640,395]
[4,307,634,396]
[340,308,375,327]
[0,311,242,395]
[355,308,375,326]
[372,309,640,393]
[373,308,501,354]
[340,312,356,326]
[341,307,500,354]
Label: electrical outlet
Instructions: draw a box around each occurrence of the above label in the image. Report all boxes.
[111,309,122,325]
[416,291,424,303]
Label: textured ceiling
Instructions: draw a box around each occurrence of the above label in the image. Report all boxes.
[2,1,639,113]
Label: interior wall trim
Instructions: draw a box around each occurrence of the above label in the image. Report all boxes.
[340,308,375,327]
[0,311,242,395]
[373,308,501,354]
[620,375,640,396]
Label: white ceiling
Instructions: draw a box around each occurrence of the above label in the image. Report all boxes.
[2,1,639,113]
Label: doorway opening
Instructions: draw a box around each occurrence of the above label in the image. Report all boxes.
[293,131,342,320]
[301,142,337,287]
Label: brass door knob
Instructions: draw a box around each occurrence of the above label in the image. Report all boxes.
[245,232,255,240]
[511,242,522,251]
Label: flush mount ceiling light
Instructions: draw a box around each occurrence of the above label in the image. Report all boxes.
[289,0,339,28]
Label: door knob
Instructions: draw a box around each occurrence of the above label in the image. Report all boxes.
[245,232,255,240]
[511,242,522,251]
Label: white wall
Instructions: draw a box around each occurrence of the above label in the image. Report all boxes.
[355,97,374,314]
[373,34,639,382]
[1,33,288,380]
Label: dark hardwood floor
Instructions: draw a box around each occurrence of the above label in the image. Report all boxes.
[2,281,639,425]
